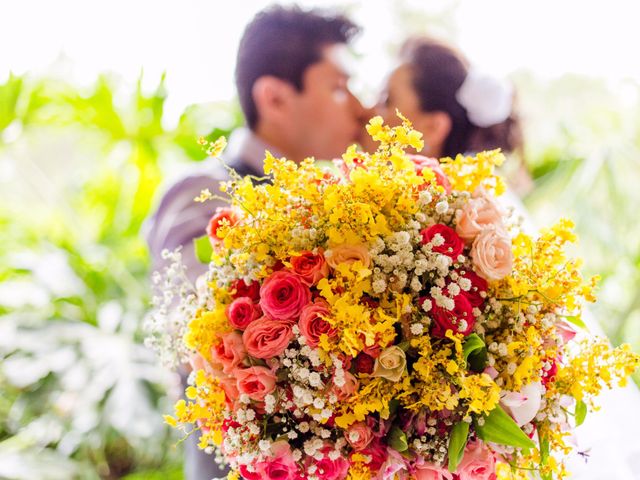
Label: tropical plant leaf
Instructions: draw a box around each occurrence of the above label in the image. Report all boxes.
[388,426,408,453]
[475,405,535,451]
[193,235,213,264]
[447,420,469,472]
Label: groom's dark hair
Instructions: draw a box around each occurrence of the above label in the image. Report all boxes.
[235,5,360,130]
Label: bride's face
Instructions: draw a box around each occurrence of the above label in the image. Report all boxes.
[376,63,449,157]
[378,64,424,128]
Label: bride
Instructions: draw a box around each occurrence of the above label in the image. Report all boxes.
[369,36,640,479]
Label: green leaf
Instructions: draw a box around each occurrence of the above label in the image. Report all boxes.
[193,235,213,264]
[475,405,536,451]
[447,420,470,473]
[563,315,587,330]
[388,398,400,416]
[388,426,408,453]
[575,400,587,426]
[463,333,488,371]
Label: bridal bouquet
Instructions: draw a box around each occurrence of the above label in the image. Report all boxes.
[153,116,639,480]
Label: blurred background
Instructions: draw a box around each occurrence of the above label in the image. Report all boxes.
[2,0,639,478]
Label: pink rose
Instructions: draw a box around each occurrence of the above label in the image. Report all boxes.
[414,461,453,480]
[290,250,329,286]
[234,365,277,402]
[226,296,262,330]
[238,465,262,480]
[243,318,294,359]
[307,445,349,480]
[420,224,464,260]
[456,441,496,480]
[299,299,336,348]
[252,441,300,480]
[210,332,246,374]
[260,270,311,322]
[325,244,371,270]
[455,193,504,244]
[333,371,359,402]
[346,422,374,451]
[470,227,513,281]
[358,440,388,471]
[409,155,452,194]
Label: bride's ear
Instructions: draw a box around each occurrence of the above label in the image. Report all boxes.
[252,76,296,124]
[416,111,452,155]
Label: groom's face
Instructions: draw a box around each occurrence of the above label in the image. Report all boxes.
[287,45,366,160]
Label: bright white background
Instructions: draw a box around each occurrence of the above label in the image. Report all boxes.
[3,0,640,124]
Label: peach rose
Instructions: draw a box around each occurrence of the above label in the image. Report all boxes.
[470,227,513,281]
[333,371,359,401]
[218,373,240,408]
[456,441,496,480]
[346,422,374,451]
[210,331,246,375]
[455,193,504,244]
[325,244,371,270]
[298,299,336,348]
[290,250,329,286]
[189,352,218,377]
[243,318,294,359]
[234,365,277,402]
[207,207,239,243]
[371,346,407,382]
[259,270,312,322]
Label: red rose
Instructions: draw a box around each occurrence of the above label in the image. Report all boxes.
[420,224,464,259]
[230,279,260,302]
[226,297,262,330]
[260,270,311,322]
[353,352,375,374]
[290,251,329,286]
[429,294,475,338]
[206,207,239,243]
[541,358,558,386]
[457,269,488,308]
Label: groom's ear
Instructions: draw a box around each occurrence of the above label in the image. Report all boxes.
[252,76,297,125]
[417,111,452,152]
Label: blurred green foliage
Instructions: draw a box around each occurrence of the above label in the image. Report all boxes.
[0,66,639,479]
[515,72,640,385]
[0,72,241,479]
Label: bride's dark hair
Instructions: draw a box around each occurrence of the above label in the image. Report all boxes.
[400,37,523,158]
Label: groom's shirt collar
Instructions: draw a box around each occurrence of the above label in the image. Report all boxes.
[225,127,283,177]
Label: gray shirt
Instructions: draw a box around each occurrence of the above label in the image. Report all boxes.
[144,128,278,480]
[145,128,278,282]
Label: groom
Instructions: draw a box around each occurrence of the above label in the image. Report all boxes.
[145,5,367,479]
